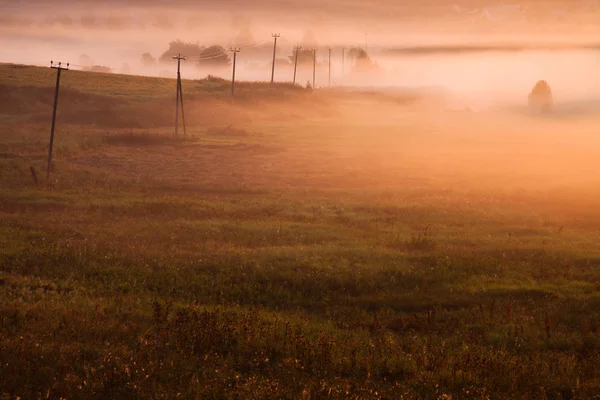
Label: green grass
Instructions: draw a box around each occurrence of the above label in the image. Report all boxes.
[2,64,600,399]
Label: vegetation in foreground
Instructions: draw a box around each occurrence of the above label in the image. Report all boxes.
[1,63,600,399]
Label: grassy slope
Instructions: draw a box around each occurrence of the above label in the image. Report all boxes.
[1,63,600,399]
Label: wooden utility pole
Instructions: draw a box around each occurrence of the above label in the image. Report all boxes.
[328,47,332,86]
[293,45,301,85]
[47,61,68,183]
[172,54,187,136]
[230,48,240,96]
[312,48,317,89]
[178,77,186,135]
[270,33,280,84]
[341,47,346,77]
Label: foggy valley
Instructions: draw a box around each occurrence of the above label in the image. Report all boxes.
[2,1,600,398]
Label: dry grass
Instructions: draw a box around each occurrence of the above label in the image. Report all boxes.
[2,63,600,399]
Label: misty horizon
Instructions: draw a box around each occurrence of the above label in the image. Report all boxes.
[2,0,600,108]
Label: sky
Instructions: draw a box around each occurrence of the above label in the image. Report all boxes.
[3,0,599,40]
[2,1,599,59]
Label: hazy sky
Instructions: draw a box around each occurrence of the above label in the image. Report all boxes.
[2,1,599,59]
[3,0,599,32]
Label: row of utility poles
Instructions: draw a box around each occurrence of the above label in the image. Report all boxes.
[243,34,349,90]
[291,46,345,88]
[179,34,350,113]
[178,37,349,136]
[45,37,354,182]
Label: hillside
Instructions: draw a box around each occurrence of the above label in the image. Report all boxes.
[0,63,318,128]
[2,62,600,398]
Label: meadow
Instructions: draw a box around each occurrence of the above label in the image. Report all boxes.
[1,63,600,399]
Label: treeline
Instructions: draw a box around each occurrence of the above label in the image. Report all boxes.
[74,38,382,80]
[138,40,381,73]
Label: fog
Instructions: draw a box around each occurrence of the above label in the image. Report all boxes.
[2,0,600,111]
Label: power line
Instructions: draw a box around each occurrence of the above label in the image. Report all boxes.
[190,52,228,60]
[240,39,270,49]
[47,60,69,183]
[188,52,230,61]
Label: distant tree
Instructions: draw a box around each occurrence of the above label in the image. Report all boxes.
[288,48,315,65]
[348,47,369,60]
[159,40,204,63]
[197,45,230,68]
[141,53,156,67]
[347,47,381,75]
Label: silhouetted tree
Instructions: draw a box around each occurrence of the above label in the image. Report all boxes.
[197,45,230,68]
[159,40,204,63]
[288,48,315,65]
[348,47,380,73]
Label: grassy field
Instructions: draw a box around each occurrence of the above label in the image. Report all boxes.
[2,62,600,399]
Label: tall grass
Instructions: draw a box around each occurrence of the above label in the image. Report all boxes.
[2,63,600,398]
